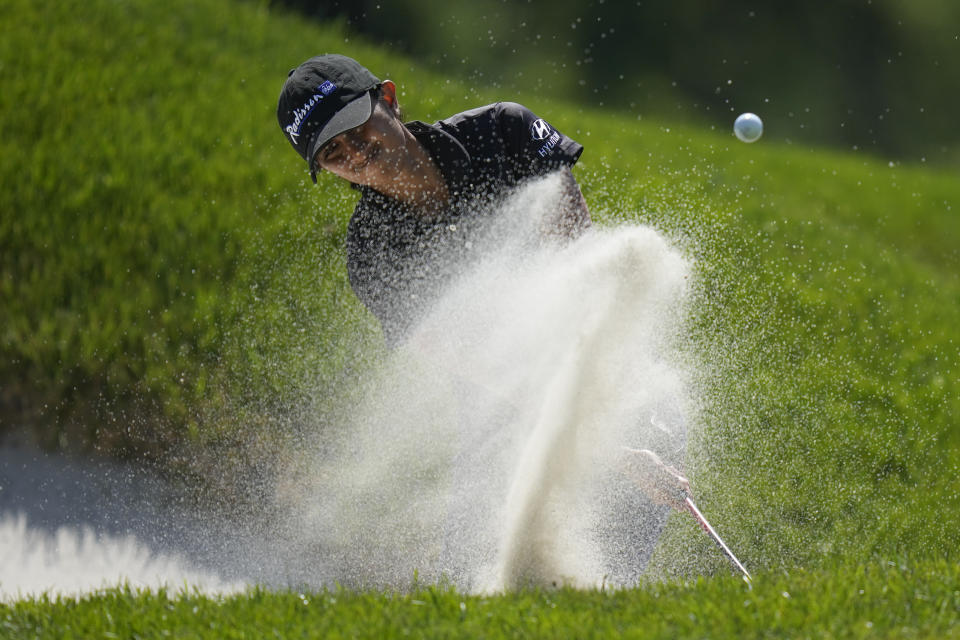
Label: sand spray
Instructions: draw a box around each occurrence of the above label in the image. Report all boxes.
[0,174,694,596]
[275,174,693,591]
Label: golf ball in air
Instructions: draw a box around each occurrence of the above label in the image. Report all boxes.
[734,112,763,143]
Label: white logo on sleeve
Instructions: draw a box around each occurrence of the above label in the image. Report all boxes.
[530,118,552,140]
[531,118,563,157]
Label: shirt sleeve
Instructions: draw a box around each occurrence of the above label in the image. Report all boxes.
[494,102,584,179]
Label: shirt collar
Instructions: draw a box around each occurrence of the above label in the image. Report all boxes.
[405,120,472,197]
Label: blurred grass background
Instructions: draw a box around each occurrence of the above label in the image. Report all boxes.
[0,0,379,462]
[0,0,957,577]
[302,0,960,165]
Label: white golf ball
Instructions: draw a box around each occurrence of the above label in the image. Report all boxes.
[734,112,763,143]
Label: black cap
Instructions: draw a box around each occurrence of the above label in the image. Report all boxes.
[277,54,381,182]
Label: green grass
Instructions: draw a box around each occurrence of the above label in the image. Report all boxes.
[2,0,960,635]
[3,559,958,639]
[0,0,381,458]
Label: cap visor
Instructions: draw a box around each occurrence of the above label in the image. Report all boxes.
[308,91,375,172]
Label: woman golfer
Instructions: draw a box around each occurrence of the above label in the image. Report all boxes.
[277,54,590,346]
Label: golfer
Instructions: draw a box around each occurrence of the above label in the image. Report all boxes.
[277,54,591,346]
[277,55,691,586]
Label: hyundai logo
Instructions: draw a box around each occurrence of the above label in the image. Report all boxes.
[530,118,552,140]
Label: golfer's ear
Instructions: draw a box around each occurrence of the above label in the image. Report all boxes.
[380,80,399,114]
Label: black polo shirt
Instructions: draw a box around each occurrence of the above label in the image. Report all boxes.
[345,101,584,346]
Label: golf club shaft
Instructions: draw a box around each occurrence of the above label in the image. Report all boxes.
[684,496,752,582]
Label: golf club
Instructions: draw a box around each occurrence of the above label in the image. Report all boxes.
[683,494,752,583]
[621,447,751,583]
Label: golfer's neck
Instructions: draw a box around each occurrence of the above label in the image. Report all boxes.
[380,136,449,214]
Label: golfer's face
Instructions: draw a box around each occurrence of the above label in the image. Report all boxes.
[315,101,405,186]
